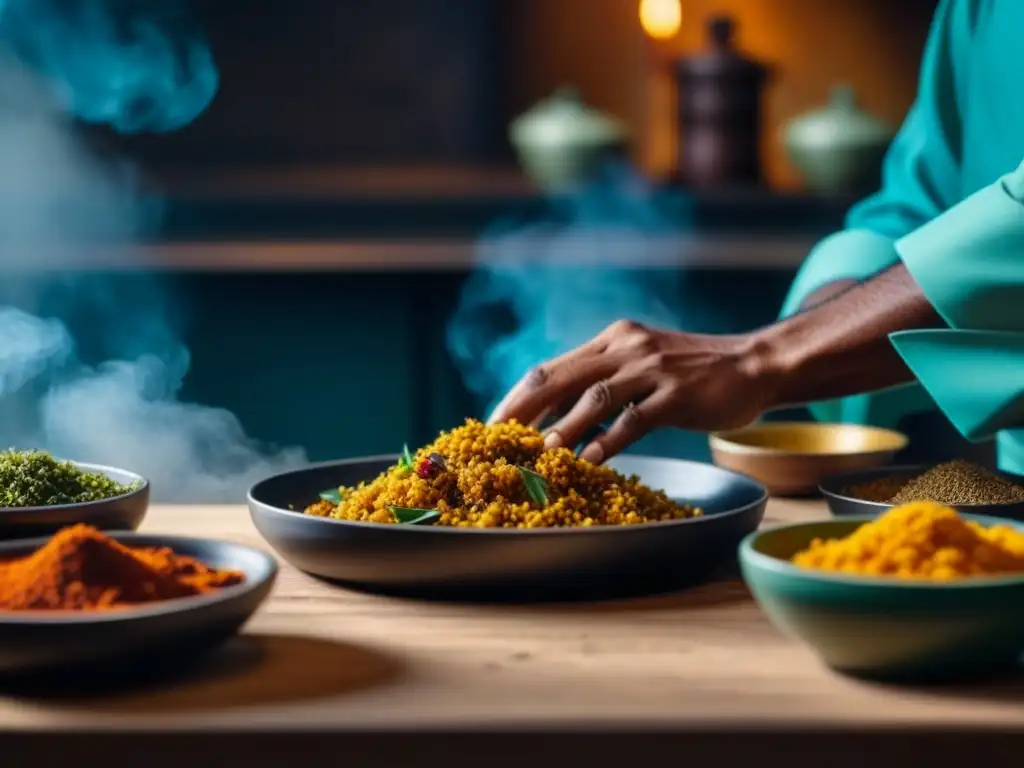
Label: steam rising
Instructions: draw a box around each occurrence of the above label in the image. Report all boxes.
[0,0,218,132]
[448,164,692,414]
[0,2,307,502]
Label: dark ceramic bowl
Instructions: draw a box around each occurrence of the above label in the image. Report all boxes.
[820,464,1024,521]
[247,454,768,603]
[0,461,150,540]
[740,516,1024,682]
[0,533,277,680]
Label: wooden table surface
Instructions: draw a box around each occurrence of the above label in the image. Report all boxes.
[3,500,1024,762]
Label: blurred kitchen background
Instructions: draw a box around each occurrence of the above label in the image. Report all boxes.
[0,0,942,488]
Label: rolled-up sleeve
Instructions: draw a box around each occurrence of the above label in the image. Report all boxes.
[778,0,973,426]
[890,329,1024,441]
[888,162,1024,441]
[897,163,1024,333]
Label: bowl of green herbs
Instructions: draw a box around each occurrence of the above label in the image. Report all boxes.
[0,450,149,539]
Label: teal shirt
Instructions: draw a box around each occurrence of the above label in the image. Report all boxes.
[780,0,1024,475]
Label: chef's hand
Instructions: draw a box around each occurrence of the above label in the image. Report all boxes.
[487,320,774,464]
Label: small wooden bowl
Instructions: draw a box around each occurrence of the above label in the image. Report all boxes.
[709,422,908,497]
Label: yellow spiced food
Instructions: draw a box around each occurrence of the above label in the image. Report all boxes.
[305,419,702,528]
[792,500,1024,580]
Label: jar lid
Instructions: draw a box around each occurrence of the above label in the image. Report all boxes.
[677,15,769,79]
[510,87,627,147]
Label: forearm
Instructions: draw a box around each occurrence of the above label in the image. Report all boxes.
[753,264,943,408]
[799,279,858,311]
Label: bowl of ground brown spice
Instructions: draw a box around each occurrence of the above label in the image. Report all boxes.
[820,460,1024,520]
[0,524,276,679]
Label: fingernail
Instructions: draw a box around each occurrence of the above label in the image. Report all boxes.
[579,443,604,464]
[544,431,564,450]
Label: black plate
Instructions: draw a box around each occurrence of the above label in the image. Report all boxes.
[0,462,149,540]
[247,454,768,602]
[820,464,1024,521]
[0,534,277,680]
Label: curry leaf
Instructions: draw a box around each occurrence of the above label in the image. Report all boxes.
[517,466,549,506]
[398,443,415,471]
[319,488,343,503]
[388,506,441,525]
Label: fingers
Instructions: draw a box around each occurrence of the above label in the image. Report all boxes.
[578,389,676,465]
[542,374,654,452]
[487,320,654,428]
[487,339,615,427]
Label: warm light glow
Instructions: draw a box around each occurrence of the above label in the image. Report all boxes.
[639,0,681,40]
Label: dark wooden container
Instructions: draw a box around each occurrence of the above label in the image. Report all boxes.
[675,15,770,188]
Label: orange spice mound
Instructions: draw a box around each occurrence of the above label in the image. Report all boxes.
[792,501,1024,580]
[0,524,245,611]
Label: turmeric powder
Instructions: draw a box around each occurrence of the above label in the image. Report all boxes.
[792,501,1024,580]
[0,524,245,611]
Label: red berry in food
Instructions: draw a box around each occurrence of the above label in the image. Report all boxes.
[416,453,448,479]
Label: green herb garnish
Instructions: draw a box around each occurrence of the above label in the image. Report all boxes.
[517,466,549,506]
[398,443,415,471]
[319,488,343,504]
[0,449,141,508]
[388,506,441,525]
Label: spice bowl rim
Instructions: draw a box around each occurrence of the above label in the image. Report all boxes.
[710,422,909,459]
[0,460,149,515]
[739,514,1024,590]
[0,532,278,624]
[247,453,770,536]
[819,463,1024,513]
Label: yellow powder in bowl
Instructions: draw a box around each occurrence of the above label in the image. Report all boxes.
[792,500,1024,580]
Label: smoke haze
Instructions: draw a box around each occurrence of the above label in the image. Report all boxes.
[0,1,307,502]
[448,163,694,415]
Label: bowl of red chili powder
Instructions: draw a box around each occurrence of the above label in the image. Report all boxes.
[0,524,276,679]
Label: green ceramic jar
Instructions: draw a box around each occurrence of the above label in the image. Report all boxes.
[783,84,895,197]
[740,516,1024,683]
[509,87,629,193]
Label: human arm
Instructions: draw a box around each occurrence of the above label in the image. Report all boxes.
[487,161,1020,463]
[763,154,1024,440]
[777,0,973,424]
[758,264,940,406]
[486,0,1008,462]
[487,263,939,464]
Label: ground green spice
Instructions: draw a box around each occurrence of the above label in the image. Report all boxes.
[846,460,1024,507]
[0,450,140,508]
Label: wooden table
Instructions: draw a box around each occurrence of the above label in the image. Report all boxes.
[2,500,1024,766]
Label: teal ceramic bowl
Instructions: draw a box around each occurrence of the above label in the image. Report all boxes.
[739,515,1024,683]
